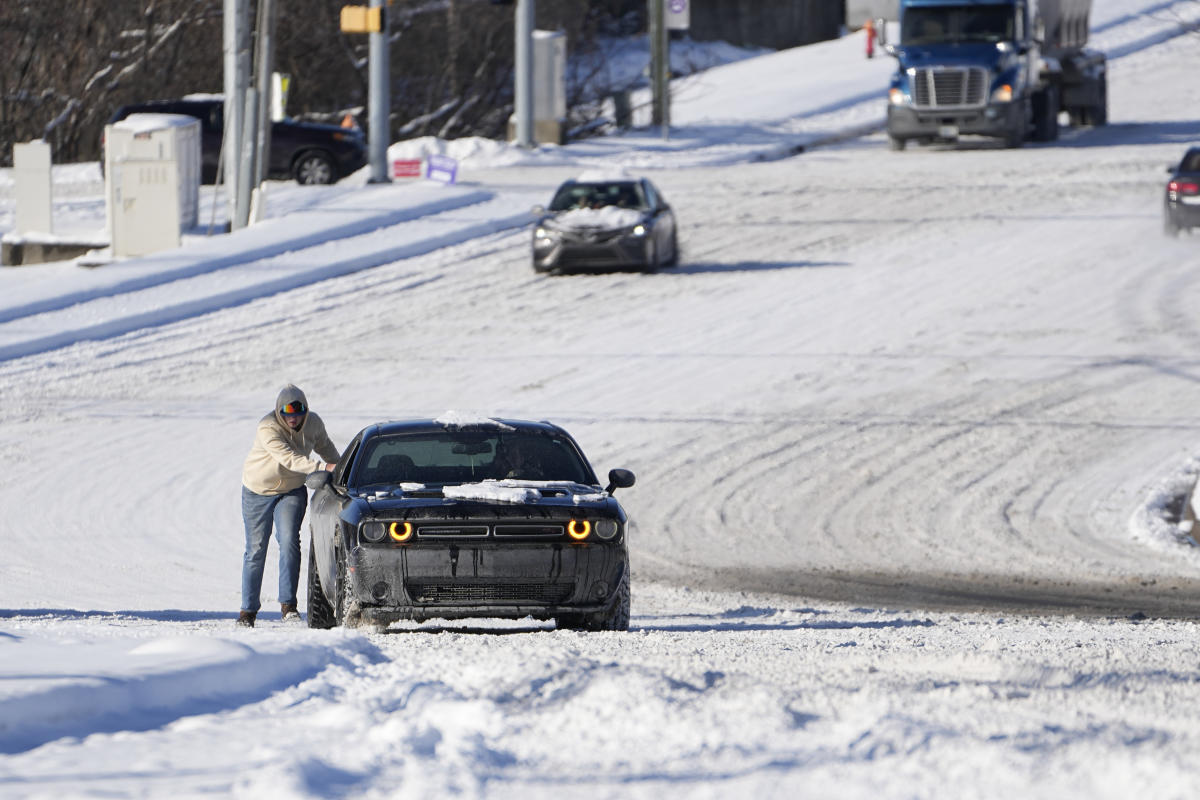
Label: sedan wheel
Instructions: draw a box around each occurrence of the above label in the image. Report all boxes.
[294,152,336,185]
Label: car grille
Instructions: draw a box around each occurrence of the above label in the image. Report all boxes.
[912,67,987,109]
[416,525,489,538]
[407,581,574,605]
[562,228,624,244]
[493,524,564,537]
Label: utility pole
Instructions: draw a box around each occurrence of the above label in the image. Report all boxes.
[252,0,277,193]
[514,0,534,148]
[649,0,669,138]
[224,0,251,229]
[368,0,390,182]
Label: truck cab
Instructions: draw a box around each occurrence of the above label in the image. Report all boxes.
[883,0,1106,150]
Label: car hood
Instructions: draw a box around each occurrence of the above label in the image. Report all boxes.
[544,207,648,232]
[358,481,616,513]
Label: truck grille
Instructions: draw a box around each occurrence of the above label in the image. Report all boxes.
[408,581,574,605]
[912,67,987,109]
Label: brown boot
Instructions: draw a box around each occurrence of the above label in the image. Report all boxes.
[280,603,301,623]
[236,610,256,628]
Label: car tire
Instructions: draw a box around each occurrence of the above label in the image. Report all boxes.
[293,151,336,185]
[332,545,364,628]
[663,231,679,267]
[889,136,907,152]
[556,572,630,632]
[306,537,335,629]
[1165,217,1181,238]
[643,239,659,273]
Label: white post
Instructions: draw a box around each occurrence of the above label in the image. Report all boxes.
[13,141,53,235]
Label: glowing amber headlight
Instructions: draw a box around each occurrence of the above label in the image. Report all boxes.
[389,521,413,542]
[567,519,591,541]
[991,84,1013,103]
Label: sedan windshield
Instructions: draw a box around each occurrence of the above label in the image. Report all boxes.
[902,7,1014,45]
[549,182,648,212]
[351,431,595,488]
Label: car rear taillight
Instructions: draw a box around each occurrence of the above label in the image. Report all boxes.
[1169,180,1200,195]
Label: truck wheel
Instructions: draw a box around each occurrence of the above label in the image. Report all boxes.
[1092,74,1108,126]
[889,136,907,151]
[1033,86,1059,142]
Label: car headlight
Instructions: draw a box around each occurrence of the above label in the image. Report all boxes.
[389,521,413,543]
[567,519,591,541]
[535,226,558,240]
[362,521,386,543]
[991,84,1013,103]
[630,224,647,237]
[594,519,619,540]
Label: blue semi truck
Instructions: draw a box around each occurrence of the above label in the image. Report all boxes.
[881,0,1107,150]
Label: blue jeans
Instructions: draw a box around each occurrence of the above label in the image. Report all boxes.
[240,485,307,613]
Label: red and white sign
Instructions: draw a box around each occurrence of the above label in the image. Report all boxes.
[391,159,422,179]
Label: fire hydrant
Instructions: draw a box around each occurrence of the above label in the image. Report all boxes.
[864,18,876,59]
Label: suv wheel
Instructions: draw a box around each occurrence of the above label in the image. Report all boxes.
[294,151,336,185]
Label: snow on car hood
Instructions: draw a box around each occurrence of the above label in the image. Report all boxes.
[552,206,645,230]
[443,480,607,505]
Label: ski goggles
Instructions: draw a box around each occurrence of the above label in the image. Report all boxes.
[280,402,307,415]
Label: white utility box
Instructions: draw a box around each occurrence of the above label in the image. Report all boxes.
[13,140,53,235]
[104,113,201,257]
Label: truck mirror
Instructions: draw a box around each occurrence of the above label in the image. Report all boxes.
[875,18,887,46]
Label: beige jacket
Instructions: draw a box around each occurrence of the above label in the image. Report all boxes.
[242,385,341,495]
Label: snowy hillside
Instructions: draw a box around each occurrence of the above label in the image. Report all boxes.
[2,2,1200,797]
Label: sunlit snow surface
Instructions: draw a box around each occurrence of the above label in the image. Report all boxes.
[3,2,1200,797]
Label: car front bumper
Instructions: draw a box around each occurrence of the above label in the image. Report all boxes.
[347,541,628,624]
[533,231,652,271]
[887,102,1024,142]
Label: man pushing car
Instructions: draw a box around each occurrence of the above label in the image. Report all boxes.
[238,384,340,628]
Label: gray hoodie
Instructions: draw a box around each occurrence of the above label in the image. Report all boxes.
[241,384,341,495]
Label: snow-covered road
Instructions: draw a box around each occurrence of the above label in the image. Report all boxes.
[3,2,1200,797]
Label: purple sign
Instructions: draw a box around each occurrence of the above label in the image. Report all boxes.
[426,154,458,184]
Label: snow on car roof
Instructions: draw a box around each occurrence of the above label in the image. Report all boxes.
[112,113,200,133]
[574,168,637,183]
[434,410,515,430]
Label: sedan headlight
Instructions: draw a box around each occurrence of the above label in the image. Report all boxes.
[567,519,591,541]
[630,224,647,237]
[594,519,619,540]
[362,522,386,543]
[534,226,559,240]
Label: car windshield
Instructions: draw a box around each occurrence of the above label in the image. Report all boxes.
[902,7,1014,45]
[351,430,595,489]
[549,182,648,212]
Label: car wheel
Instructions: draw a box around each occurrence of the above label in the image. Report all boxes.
[306,537,335,629]
[643,239,659,273]
[888,136,907,152]
[293,151,336,185]
[663,231,679,267]
[1165,214,1181,238]
[556,572,630,632]
[332,545,364,628]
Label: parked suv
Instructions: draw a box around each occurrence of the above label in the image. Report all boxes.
[104,96,367,185]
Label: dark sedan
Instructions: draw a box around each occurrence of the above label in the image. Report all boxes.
[532,176,678,273]
[105,97,366,185]
[1165,147,1200,237]
[304,417,636,631]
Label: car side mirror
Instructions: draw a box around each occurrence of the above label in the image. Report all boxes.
[305,471,332,490]
[605,468,636,494]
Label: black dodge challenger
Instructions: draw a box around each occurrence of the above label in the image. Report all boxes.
[304,417,635,631]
